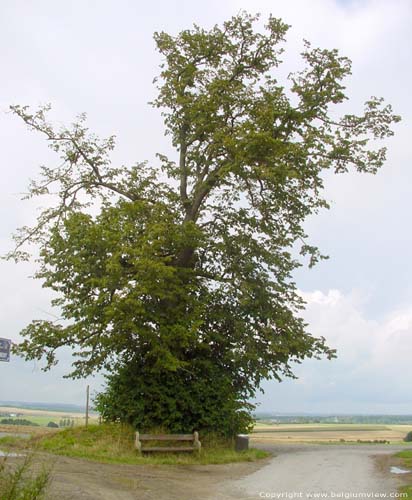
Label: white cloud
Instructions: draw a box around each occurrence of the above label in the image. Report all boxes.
[259,288,412,414]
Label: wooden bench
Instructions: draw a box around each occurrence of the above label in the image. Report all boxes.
[135,431,201,454]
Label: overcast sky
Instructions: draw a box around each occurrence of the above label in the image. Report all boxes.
[0,0,411,414]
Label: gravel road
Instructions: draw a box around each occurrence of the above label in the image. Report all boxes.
[215,444,410,499]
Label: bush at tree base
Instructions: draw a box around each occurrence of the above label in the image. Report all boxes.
[94,358,254,437]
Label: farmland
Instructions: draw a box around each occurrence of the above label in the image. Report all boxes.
[0,403,411,445]
[252,422,412,444]
[0,405,98,432]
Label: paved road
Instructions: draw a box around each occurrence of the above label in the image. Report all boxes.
[216,444,410,499]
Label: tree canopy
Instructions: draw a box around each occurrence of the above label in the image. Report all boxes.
[8,13,400,434]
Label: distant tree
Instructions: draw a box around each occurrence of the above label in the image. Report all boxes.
[0,418,39,427]
[47,421,59,428]
[404,431,412,442]
[8,12,400,435]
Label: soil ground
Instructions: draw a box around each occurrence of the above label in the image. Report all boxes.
[27,453,266,500]
[5,442,410,500]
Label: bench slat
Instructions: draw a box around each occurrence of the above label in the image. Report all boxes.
[135,431,201,454]
[140,434,194,441]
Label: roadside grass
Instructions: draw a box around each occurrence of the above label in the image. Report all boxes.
[24,424,269,465]
[396,450,412,468]
[0,454,50,499]
[0,435,29,449]
[395,450,412,498]
[399,486,411,499]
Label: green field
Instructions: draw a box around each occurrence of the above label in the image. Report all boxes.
[0,415,80,426]
[0,405,98,430]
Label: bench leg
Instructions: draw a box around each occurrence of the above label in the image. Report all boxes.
[194,431,201,455]
[135,431,142,454]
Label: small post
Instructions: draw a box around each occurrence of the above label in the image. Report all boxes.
[135,431,142,453]
[85,385,89,428]
[193,431,201,455]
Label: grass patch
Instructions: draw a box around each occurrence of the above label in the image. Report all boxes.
[0,436,28,449]
[396,450,412,468]
[395,450,412,498]
[30,424,269,465]
[399,486,412,499]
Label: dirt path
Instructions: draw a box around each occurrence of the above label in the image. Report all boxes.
[41,454,264,500]
[7,443,409,499]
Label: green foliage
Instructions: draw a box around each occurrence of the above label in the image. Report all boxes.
[7,12,400,435]
[46,422,58,428]
[94,357,254,436]
[0,455,49,500]
[58,419,75,428]
[35,424,268,465]
[404,431,412,442]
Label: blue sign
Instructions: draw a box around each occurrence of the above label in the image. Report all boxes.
[0,338,11,362]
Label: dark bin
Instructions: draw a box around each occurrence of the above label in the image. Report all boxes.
[235,434,249,452]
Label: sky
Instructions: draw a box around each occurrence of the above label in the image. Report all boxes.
[0,0,411,413]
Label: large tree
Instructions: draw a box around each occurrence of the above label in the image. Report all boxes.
[7,13,399,434]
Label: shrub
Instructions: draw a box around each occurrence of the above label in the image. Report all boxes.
[404,431,412,442]
[0,454,50,499]
[95,359,254,437]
